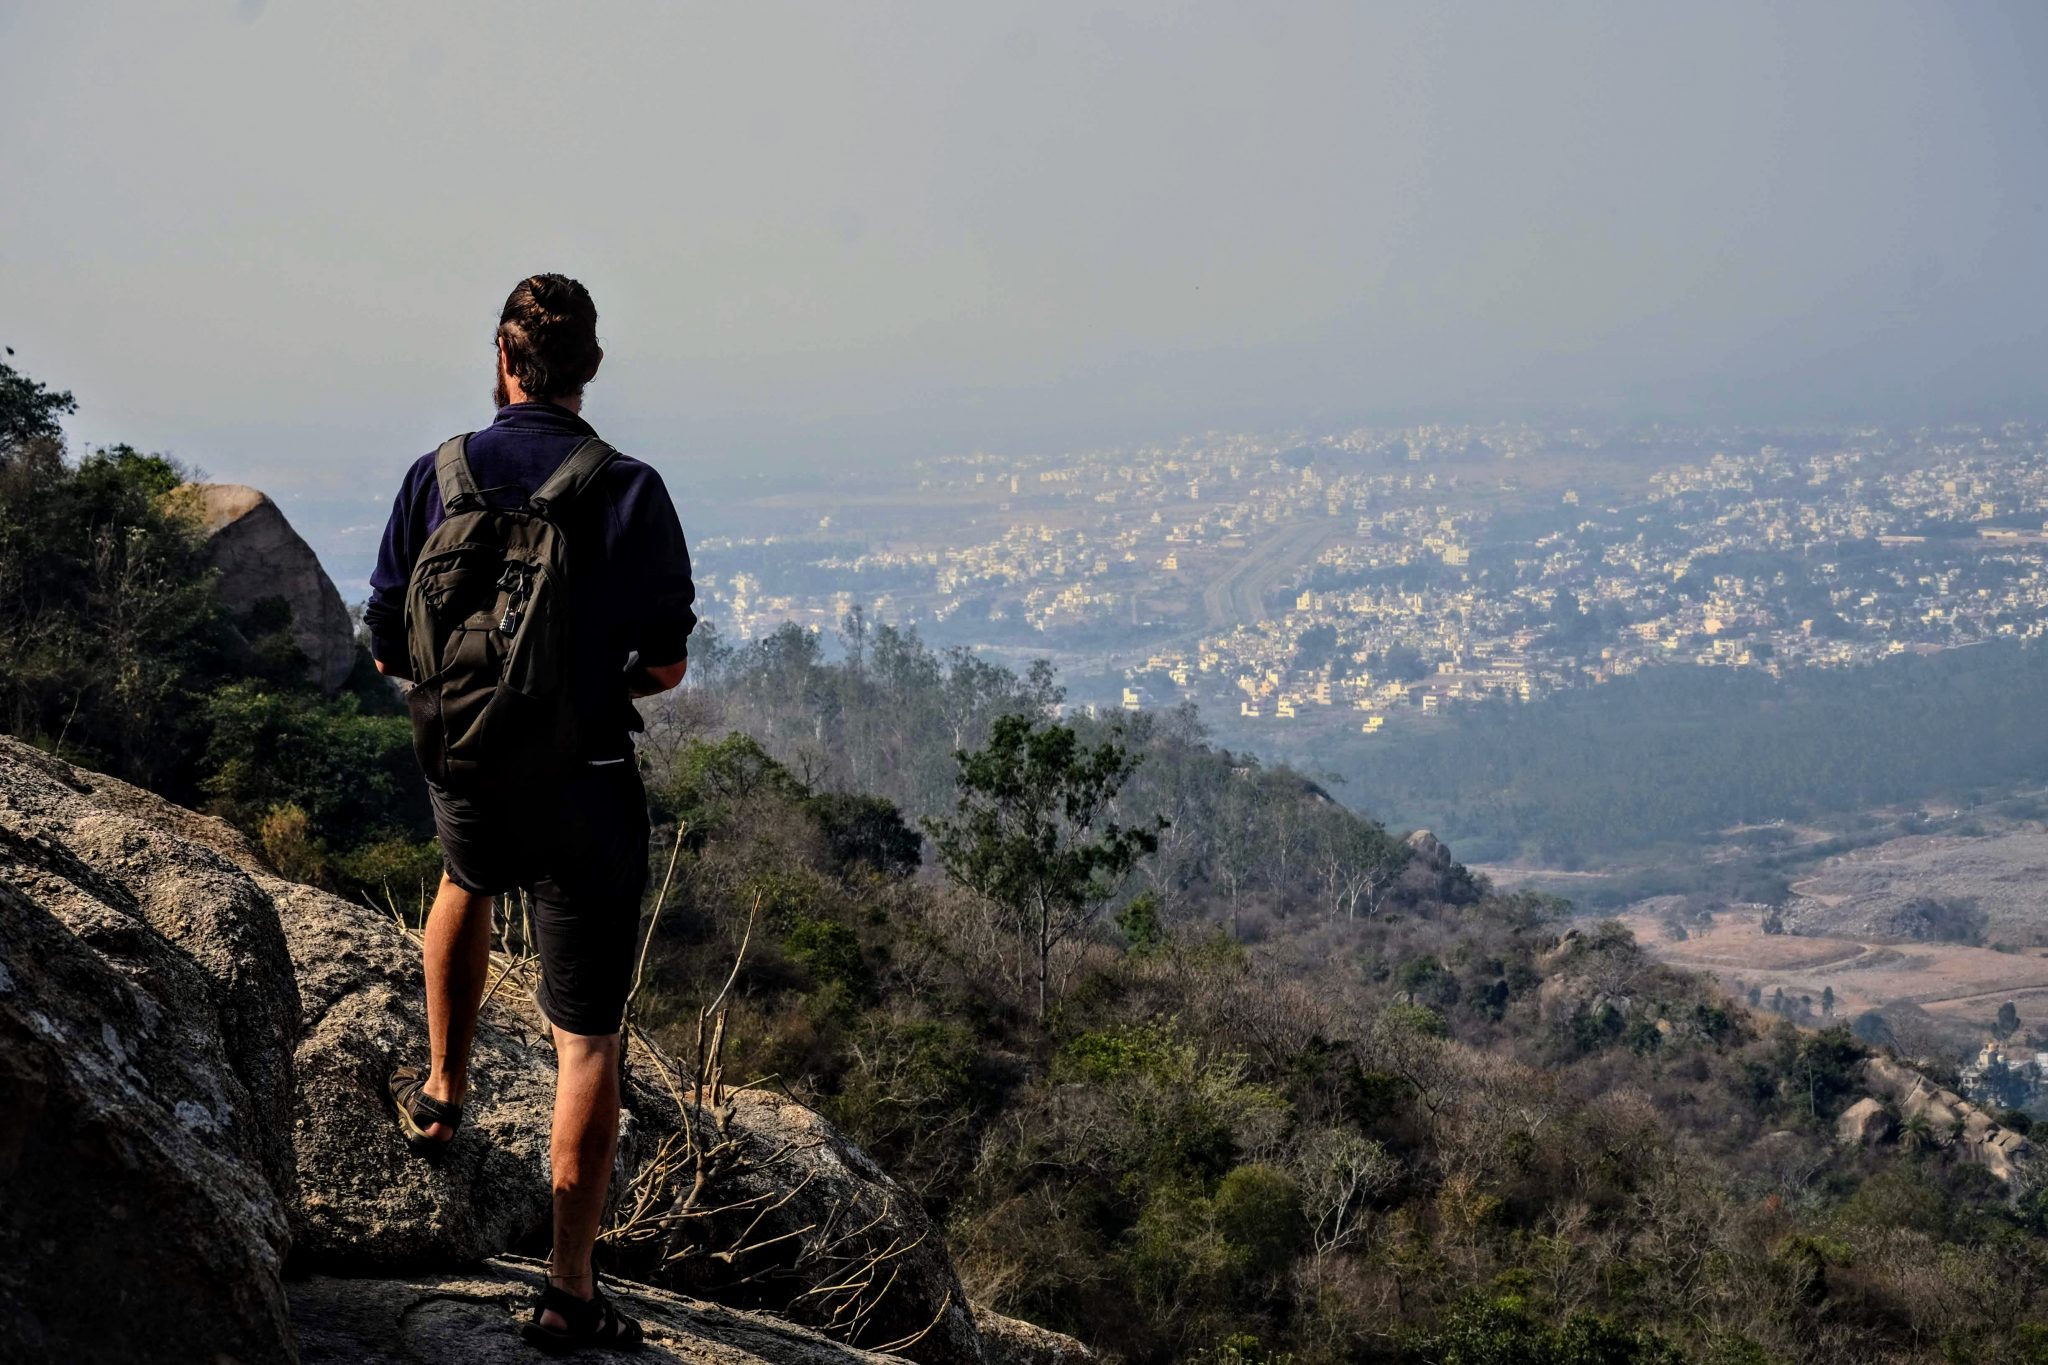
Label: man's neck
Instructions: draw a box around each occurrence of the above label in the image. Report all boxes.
[501,378,582,415]
[508,395,583,416]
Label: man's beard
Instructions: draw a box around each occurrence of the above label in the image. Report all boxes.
[493,372,510,408]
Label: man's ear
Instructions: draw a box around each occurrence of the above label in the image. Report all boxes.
[589,345,604,381]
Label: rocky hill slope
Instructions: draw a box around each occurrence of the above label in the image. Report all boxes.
[0,736,1080,1364]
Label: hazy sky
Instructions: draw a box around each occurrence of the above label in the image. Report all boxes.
[4,2,2045,529]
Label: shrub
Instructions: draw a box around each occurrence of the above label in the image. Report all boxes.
[783,917,875,1008]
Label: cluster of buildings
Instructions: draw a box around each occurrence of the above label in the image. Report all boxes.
[690,421,2048,737]
[1959,1037,2048,1114]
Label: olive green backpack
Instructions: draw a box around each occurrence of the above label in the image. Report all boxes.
[403,433,616,789]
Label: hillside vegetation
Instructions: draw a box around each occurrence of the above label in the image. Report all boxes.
[632,621,2048,1364]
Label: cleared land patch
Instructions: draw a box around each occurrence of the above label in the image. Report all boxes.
[1783,827,2048,945]
[1624,911,2048,1033]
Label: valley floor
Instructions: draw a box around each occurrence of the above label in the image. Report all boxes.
[1624,909,2048,1037]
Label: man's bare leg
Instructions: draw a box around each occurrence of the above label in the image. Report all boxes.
[421,874,495,1138]
[541,1025,622,1325]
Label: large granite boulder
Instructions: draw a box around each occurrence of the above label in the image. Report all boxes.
[1404,829,1452,872]
[293,1257,895,1364]
[0,832,295,1362]
[268,871,569,1267]
[1835,1096,1894,1148]
[184,482,360,693]
[0,737,301,1202]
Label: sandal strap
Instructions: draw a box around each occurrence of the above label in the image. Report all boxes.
[391,1067,463,1131]
[409,1089,462,1128]
[532,1285,598,1326]
[534,1286,636,1343]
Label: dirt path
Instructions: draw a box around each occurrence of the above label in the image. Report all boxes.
[1908,981,2048,1009]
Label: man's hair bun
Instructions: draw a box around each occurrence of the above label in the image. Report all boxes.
[497,274,600,403]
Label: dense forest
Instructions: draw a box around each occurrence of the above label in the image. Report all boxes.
[10,360,2048,1362]
[1255,645,2048,867]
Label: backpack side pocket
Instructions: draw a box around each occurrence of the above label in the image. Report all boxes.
[405,677,449,787]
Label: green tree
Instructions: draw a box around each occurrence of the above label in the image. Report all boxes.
[0,435,235,789]
[1116,890,1165,952]
[927,714,1160,1020]
[1999,1000,2022,1040]
[0,358,75,464]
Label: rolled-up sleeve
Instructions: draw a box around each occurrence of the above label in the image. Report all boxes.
[629,471,697,667]
[364,467,428,675]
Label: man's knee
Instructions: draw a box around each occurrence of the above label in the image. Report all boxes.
[553,1027,621,1076]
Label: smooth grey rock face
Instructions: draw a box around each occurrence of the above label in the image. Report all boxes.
[0,866,296,1365]
[1835,1095,1894,1147]
[291,1257,898,1364]
[1403,828,1452,871]
[0,736,301,1204]
[186,482,361,694]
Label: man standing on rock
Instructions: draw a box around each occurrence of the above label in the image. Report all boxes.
[365,273,695,1353]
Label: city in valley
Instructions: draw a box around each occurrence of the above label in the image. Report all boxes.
[696,419,2048,728]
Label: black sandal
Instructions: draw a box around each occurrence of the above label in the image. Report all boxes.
[387,1065,462,1160]
[520,1284,644,1355]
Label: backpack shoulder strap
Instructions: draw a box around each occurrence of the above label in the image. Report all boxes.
[433,434,484,514]
[528,437,619,517]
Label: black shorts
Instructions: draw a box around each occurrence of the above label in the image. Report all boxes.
[426,762,650,1036]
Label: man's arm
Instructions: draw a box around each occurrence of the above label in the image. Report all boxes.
[366,467,428,681]
[620,465,697,698]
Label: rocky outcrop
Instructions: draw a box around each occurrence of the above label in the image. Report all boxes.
[293,1258,896,1364]
[0,735,1005,1363]
[184,482,360,693]
[272,869,568,1268]
[0,795,296,1362]
[627,1085,984,1363]
[972,1307,1096,1365]
[275,861,982,1360]
[1835,1096,1894,1148]
[0,737,301,1202]
[1404,829,1452,872]
[1852,1055,2031,1180]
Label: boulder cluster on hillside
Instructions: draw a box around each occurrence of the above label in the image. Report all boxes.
[1835,1053,2032,1180]
[0,736,1083,1364]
